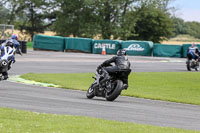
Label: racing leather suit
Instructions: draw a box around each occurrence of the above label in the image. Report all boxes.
[187,46,200,60]
[99,55,131,89]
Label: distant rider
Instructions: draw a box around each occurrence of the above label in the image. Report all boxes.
[97,49,131,90]
[11,34,22,61]
[187,43,200,66]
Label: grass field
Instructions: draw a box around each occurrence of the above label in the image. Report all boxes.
[20,72,200,105]
[161,34,200,45]
[0,108,199,133]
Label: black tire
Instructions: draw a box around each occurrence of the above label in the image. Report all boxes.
[0,74,2,81]
[86,84,95,99]
[105,80,123,101]
[187,61,191,71]
[195,67,199,71]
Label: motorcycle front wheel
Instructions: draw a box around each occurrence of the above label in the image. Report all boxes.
[195,67,199,71]
[186,61,191,71]
[105,80,123,101]
[86,83,96,99]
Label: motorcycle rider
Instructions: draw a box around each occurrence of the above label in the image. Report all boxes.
[11,34,22,62]
[1,34,22,55]
[97,49,131,90]
[187,43,200,66]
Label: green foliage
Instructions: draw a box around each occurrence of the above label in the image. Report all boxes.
[170,17,200,39]
[4,0,200,41]
[117,11,137,40]
[139,0,175,11]
[128,4,174,42]
[53,0,138,39]
[0,5,9,24]
[91,0,129,39]
[21,72,200,105]
[17,0,56,40]
[185,22,200,39]
[53,0,98,38]
[0,108,197,133]
[167,34,200,42]
[171,17,200,39]
[172,17,189,37]
[1,0,56,40]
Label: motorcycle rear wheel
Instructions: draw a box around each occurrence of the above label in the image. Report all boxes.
[105,80,123,101]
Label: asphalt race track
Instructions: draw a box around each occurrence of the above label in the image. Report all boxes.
[0,50,200,131]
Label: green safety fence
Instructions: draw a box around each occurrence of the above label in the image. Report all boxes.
[153,44,182,58]
[33,34,64,51]
[65,37,92,53]
[121,40,153,56]
[182,44,200,58]
[92,40,121,54]
[27,42,33,48]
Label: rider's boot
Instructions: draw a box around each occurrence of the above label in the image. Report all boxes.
[99,71,110,90]
[195,59,199,67]
[122,84,128,90]
[122,78,128,90]
[12,56,16,63]
[197,61,199,66]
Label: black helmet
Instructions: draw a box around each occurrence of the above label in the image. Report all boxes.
[117,49,126,56]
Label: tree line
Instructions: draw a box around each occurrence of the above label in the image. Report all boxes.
[0,0,200,42]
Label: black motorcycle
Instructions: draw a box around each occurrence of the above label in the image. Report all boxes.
[86,67,131,101]
[186,58,199,71]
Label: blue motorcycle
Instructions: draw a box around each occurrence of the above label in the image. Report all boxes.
[0,39,16,80]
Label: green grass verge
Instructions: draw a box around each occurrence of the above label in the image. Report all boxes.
[168,34,200,42]
[20,72,200,105]
[0,108,199,133]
